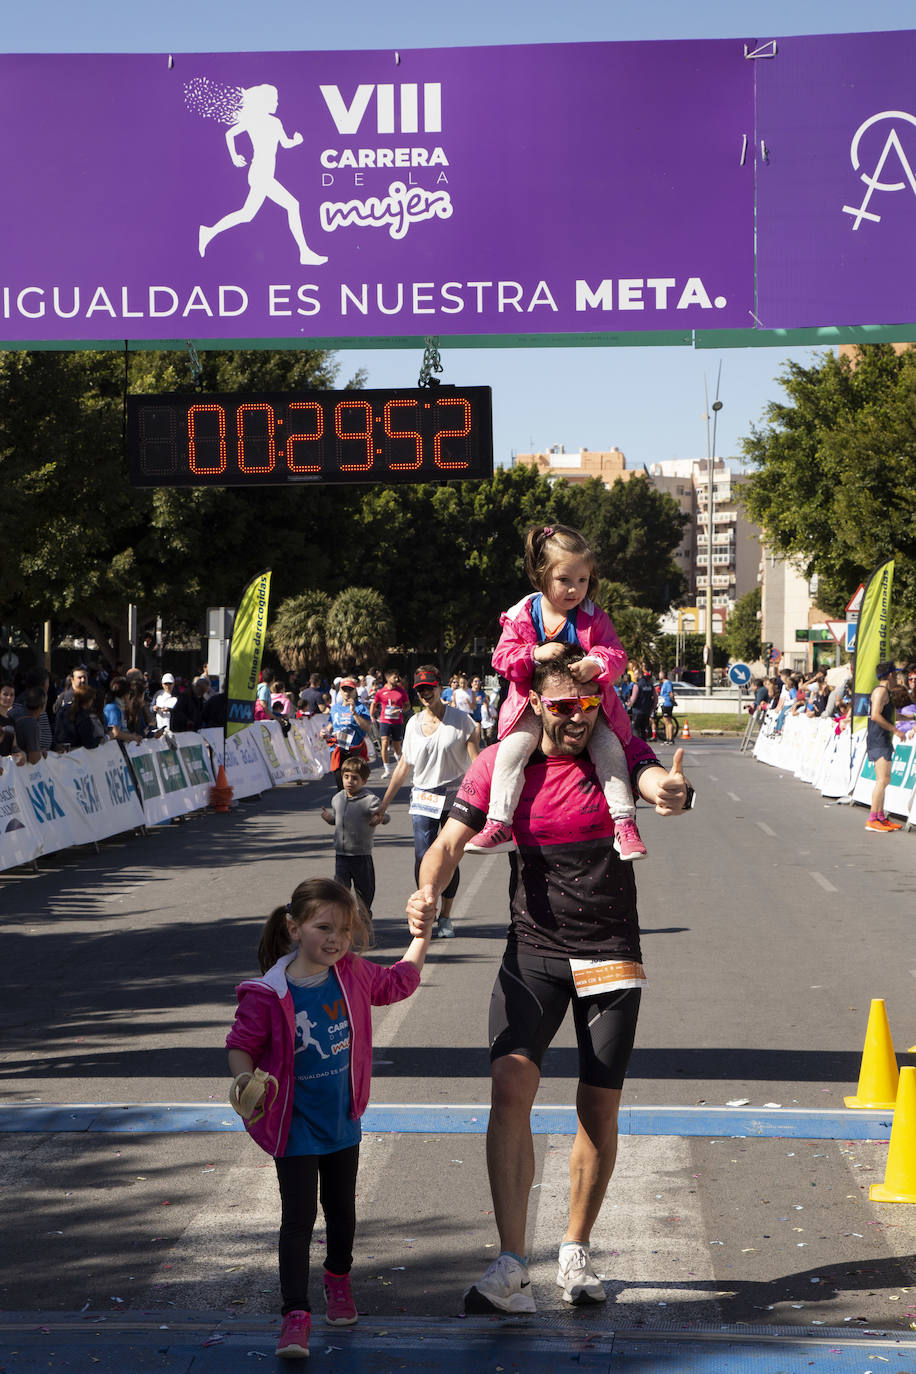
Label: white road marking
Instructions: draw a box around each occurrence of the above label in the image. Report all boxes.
[727,792,740,803]
[531,1134,719,1319]
[756,821,777,837]
[809,871,838,893]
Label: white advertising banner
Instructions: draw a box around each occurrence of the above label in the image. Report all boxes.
[289,719,327,780]
[14,752,96,854]
[224,725,273,799]
[52,742,146,843]
[819,728,867,799]
[853,739,916,819]
[252,719,311,786]
[0,757,41,872]
[125,735,215,825]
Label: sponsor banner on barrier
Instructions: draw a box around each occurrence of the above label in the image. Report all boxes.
[0,758,41,872]
[253,718,310,786]
[817,728,866,799]
[288,719,326,779]
[14,753,96,854]
[60,742,146,842]
[854,739,916,818]
[125,735,215,824]
[224,725,273,798]
[200,727,225,772]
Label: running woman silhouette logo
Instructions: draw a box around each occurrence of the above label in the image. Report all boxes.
[842,110,916,230]
[185,77,327,265]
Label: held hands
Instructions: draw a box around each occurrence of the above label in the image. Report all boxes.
[654,747,689,816]
[406,883,438,938]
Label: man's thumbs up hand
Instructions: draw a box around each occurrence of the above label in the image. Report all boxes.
[654,746,689,816]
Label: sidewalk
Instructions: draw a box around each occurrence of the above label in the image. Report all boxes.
[2,1312,915,1372]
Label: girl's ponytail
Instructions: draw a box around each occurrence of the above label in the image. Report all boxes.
[258,904,293,974]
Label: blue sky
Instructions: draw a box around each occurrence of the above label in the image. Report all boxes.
[5,1,913,469]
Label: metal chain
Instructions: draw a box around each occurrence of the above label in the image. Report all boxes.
[418,336,443,388]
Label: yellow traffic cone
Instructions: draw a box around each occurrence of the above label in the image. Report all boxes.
[682,717,691,740]
[870,1067,916,1203]
[844,998,899,1109]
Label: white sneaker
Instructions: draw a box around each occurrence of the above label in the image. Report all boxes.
[464,1253,536,1314]
[556,1243,605,1305]
[380,766,390,779]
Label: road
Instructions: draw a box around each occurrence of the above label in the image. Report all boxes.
[1,737,915,1333]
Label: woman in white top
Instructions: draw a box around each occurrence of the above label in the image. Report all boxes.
[376,666,479,938]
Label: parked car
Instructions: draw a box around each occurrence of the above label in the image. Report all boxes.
[669,680,704,696]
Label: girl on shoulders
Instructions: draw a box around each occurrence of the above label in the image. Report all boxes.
[465,523,646,861]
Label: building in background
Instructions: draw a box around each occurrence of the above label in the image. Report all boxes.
[513,447,759,624]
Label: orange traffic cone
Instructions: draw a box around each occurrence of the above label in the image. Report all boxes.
[870,1067,916,1203]
[845,999,899,1110]
[681,717,691,740]
[209,763,234,813]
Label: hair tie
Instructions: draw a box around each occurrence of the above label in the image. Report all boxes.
[543,526,554,537]
[285,902,292,914]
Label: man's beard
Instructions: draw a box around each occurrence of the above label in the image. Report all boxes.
[540,711,594,755]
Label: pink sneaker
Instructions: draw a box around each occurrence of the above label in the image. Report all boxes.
[276,1309,311,1358]
[614,818,647,861]
[464,819,516,854]
[323,1269,358,1325]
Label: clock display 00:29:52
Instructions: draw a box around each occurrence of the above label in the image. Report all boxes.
[126,387,493,487]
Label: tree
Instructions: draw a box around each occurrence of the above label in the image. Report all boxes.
[269,590,332,674]
[0,345,356,659]
[325,587,395,671]
[558,475,689,611]
[742,345,916,635]
[597,580,661,668]
[724,587,762,662]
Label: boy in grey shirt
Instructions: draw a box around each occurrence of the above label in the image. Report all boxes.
[321,756,387,920]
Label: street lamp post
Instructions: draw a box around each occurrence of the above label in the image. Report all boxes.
[704,375,723,695]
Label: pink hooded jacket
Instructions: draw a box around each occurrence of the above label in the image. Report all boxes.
[226,950,420,1157]
[492,593,631,744]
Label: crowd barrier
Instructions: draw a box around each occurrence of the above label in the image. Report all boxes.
[0,716,331,874]
[752,711,916,826]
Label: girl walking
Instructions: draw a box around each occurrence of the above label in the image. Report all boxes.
[465,523,646,860]
[226,877,432,1359]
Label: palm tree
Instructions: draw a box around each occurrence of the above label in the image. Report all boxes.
[325,587,395,672]
[269,590,332,674]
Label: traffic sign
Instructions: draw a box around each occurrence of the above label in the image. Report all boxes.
[846,583,865,615]
[728,662,752,686]
[846,622,858,653]
[826,620,847,645]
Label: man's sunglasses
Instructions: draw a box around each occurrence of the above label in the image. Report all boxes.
[539,694,601,717]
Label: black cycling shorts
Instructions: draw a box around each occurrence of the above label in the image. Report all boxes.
[488,949,641,1090]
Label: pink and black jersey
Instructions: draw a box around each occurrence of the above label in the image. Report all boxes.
[452,738,659,961]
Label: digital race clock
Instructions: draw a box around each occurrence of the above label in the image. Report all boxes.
[126,387,493,487]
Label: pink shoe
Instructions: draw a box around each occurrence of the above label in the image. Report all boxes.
[323,1269,358,1325]
[464,819,516,854]
[276,1309,311,1358]
[614,818,647,861]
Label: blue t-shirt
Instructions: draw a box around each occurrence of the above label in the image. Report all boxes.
[283,972,361,1157]
[329,701,370,750]
[530,594,579,646]
[103,701,125,730]
[658,680,674,707]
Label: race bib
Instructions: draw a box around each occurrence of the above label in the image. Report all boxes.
[382,704,402,722]
[569,958,647,997]
[336,727,356,747]
[409,787,446,819]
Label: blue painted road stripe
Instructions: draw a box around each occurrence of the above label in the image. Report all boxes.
[0,1103,894,1138]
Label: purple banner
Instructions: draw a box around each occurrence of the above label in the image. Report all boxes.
[0,43,753,343]
[756,30,916,329]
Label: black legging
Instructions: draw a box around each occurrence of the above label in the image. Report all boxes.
[275,1144,360,1314]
